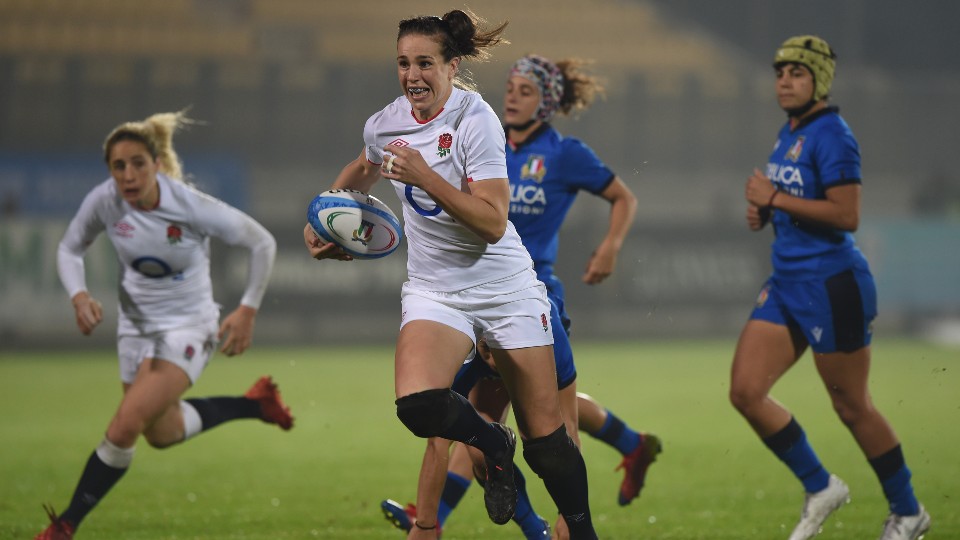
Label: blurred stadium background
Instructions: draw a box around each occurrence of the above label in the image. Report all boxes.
[2,0,959,349]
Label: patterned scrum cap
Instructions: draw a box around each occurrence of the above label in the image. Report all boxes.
[774,35,837,102]
[509,54,564,122]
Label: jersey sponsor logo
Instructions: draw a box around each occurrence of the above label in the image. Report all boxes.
[132,256,175,278]
[167,224,182,244]
[521,154,547,182]
[785,136,805,162]
[509,183,547,216]
[766,163,805,189]
[405,185,442,217]
[114,220,135,238]
[387,138,409,148]
[436,133,453,158]
[811,326,823,343]
[510,184,547,205]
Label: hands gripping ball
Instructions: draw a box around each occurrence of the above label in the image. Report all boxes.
[307,189,402,259]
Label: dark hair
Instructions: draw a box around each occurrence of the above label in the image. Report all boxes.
[556,58,605,117]
[398,9,508,90]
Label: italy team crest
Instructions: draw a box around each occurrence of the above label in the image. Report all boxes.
[352,219,374,246]
[521,155,547,182]
[785,136,805,162]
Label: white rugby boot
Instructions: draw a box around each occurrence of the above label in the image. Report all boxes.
[787,474,851,540]
[878,504,931,540]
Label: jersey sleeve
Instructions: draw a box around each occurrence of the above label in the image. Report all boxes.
[363,109,386,165]
[560,138,615,193]
[817,127,862,188]
[188,192,277,310]
[459,106,508,182]
[56,185,108,299]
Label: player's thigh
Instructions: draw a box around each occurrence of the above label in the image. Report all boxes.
[813,346,872,408]
[491,345,564,440]
[109,358,191,443]
[396,319,474,397]
[731,319,803,399]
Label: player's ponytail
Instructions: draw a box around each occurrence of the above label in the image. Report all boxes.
[103,109,194,181]
[556,58,605,117]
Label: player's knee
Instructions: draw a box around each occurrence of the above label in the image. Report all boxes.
[523,424,580,479]
[395,388,460,438]
[729,380,766,415]
[106,418,143,448]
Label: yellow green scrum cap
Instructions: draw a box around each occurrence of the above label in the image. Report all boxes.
[774,35,837,101]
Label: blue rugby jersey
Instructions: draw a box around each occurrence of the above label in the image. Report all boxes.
[765,107,867,279]
[505,124,614,281]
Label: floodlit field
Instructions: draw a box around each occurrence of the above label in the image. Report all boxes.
[2,339,956,539]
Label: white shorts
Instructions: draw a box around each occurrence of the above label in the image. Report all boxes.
[117,320,219,384]
[400,271,554,358]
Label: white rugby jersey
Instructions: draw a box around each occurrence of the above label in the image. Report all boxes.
[57,174,276,334]
[364,87,534,292]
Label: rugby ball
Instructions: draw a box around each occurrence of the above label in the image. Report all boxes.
[307,189,403,259]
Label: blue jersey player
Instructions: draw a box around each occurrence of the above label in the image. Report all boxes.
[503,54,661,512]
[730,35,930,540]
[382,54,661,539]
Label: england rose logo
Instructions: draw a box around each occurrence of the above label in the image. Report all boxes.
[167,224,182,244]
[437,133,452,157]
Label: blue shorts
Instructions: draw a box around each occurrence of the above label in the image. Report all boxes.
[750,267,877,353]
[452,287,577,395]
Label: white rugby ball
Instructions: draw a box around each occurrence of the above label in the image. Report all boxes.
[307,189,403,259]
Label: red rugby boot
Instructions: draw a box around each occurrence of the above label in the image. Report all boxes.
[244,376,294,431]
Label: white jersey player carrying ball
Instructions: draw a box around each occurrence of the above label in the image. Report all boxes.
[36,111,293,540]
[303,9,597,539]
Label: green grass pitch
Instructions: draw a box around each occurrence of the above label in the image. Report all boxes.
[1,339,957,539]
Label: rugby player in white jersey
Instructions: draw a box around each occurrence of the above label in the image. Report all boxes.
[303,10,597,539]
[37,111,292,540]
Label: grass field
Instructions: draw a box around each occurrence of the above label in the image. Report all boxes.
[1,339,957,539]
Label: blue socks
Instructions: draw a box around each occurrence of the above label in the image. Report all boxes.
[590,410,642,456]
[869,445,920,516]
[439,467,546,538]
[762,417,830,493]
[438,472,470,526]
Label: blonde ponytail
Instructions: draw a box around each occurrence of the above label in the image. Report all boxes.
[103,109,194,180]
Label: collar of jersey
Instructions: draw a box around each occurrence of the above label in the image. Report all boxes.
[410,107,445,124]
[506,122,551,152]
[790,105,839,132]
